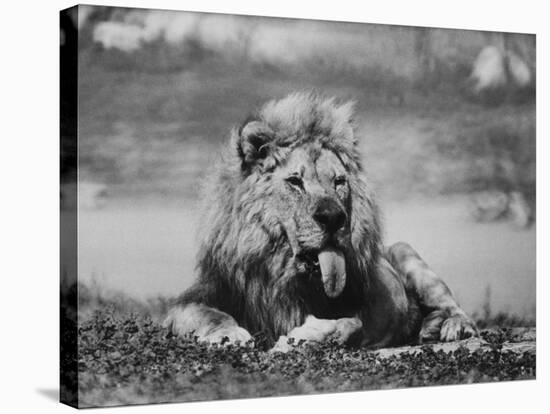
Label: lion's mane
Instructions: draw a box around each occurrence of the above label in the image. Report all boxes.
[178,92,382,345]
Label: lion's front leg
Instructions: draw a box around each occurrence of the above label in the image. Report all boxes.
[163,303,252,345]
[386,242,478,342]
[271,315,362,353]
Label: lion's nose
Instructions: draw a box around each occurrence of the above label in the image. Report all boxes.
[313,198,347,233]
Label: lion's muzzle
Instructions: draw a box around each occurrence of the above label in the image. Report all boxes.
[313,197,347,234]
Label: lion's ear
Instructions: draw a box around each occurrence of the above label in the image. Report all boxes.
[235,120,274,169]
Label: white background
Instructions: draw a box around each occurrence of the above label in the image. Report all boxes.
[0,0,546,412]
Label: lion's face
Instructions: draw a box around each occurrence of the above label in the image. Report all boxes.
[269,145,352,298]
[233,98,364,300]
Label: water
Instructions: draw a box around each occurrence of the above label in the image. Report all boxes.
[78,196,535,317]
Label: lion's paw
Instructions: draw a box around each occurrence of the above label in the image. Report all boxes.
[333,317,363,344]
[419,309,446,343]
[270,315,362,353]
[419,309,477,343]
[163,305,253,346]
[201,326,253,346]
[439,313,478,342]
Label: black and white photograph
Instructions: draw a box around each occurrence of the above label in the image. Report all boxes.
[56,1,538,409]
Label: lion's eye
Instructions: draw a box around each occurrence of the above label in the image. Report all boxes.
[285,175,303,187]
[334,176,347,187]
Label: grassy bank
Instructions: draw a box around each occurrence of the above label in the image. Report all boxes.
[75,307,535,408]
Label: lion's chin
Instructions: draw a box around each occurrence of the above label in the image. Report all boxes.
[318,248,346,298]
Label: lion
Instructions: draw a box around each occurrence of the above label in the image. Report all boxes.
[164,92,477,350]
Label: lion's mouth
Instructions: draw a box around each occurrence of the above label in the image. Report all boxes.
[300,248,346,299]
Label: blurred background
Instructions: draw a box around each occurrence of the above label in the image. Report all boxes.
[62,5,535,323]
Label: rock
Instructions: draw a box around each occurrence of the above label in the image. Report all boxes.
[373,327,536,358]
[508,191,532,229]
[470,190,509,222]
[506,327,536,342]
[470,46,507,94]
[506,50,532,88]
[469,46,532,99]
[469,190,532,229]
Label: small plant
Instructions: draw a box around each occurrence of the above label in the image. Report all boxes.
[77,307,536,407]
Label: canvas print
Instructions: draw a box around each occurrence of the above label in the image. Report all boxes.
[60,4,536,408]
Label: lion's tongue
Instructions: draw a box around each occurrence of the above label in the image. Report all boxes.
[318,249,346,298]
